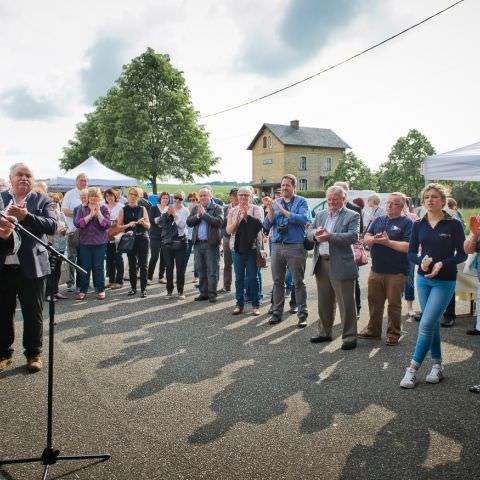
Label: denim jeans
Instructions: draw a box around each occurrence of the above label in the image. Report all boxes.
[404,261,415,301]
[411,274,456,366]
[233,250,259,308]
[79,244,107,294]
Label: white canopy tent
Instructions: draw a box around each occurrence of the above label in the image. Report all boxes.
[423,141,480,182]
[47,156,138,190]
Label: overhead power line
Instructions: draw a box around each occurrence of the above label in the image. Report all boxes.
[201,0,464,119]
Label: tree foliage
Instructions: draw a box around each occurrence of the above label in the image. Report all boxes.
[60,48,217,193]
[377,129,435,202]
[326,151,377,190]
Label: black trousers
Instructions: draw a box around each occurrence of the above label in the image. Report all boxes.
[0,266,45,359]
[127,234,149,292]
[106,241,124,284]
[162,241,187,294]
[148,237,166,280]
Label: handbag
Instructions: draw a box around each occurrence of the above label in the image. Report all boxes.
[304,237,315,251]
[117,231,135,254]
[107,224,123,242]
[463,252,479,277]
[256,249,267,268]
[353,241,368,266]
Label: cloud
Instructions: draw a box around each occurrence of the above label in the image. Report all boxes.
[0,86,62,120]
[237,0,375,77]
[80,35,129,104]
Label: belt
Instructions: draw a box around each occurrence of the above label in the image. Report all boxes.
[196,240,208,243]
[3,264,21,269]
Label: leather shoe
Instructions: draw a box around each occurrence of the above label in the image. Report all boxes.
[297,317,307,328]
[27,356,43,373]
[194,295,209,301]
[441,317,455,328]
[232,306,243,315]
[269,315,282,325]
[466,329,480,336]
[310,335,332,343]
[357,330,380,339]
[341,341,357,350]
[289,305,298,314]
[209,297,217,303]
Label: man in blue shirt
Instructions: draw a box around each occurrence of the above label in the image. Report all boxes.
[263,174,309,327]
[358,193,413,346]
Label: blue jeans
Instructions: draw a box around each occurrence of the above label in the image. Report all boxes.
[411,275,456,366]
[285,269,293,290]
[404,261,415,301]
[233,250,259,308]
[79,244,107,294]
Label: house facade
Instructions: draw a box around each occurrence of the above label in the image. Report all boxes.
[248,120,350,195]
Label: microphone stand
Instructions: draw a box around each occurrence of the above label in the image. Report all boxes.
[0,212,110,480]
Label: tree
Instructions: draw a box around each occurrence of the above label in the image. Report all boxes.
[325,151,377,190]
[60,48,218,193]
[377,129,435,201]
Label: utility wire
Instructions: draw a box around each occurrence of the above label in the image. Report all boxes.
[201,0,464,119]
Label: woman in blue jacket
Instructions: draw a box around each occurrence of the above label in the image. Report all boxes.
[400,183,466,389]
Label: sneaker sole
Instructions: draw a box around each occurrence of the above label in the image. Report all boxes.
[426,375,444,384]
[400,382,416,389]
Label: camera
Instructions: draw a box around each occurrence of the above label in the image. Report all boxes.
[277,224,289,234]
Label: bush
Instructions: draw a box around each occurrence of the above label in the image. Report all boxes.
[301,190,325,198]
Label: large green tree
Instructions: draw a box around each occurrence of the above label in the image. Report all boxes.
[326,151,377,190]
[60,48,217,193]
[377,129,435,201]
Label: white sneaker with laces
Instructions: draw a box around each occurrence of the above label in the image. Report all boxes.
[426,364,444,384]
[400,367,417,389]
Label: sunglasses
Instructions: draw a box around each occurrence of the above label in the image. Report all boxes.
[174,197,183,201]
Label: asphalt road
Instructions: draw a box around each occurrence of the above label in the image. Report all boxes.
[1,261,479,480]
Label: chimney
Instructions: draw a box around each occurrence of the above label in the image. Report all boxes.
[290,120,299,129]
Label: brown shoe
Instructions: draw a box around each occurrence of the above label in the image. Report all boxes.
[357,330,380,339]
[251,308,261,316]
[385,336,399,346]
[0,357,13,372]
[27,356,43,373]
[110,283,123,290]
[232,306,244,315]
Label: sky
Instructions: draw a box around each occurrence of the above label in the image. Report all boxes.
[0,0,478,183]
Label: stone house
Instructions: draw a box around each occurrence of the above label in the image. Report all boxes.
[248,120,350,195]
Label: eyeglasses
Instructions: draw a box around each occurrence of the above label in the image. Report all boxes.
[174,197,183,201]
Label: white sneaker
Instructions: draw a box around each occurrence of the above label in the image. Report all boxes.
[426,364,444,384]
[400,367,417,389]
[178,294,186,300]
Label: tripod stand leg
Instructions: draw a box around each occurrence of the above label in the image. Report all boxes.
[0,456,43,466]
[57,453,111,461]
[42,464,49,480]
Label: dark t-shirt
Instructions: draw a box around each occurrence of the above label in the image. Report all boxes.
[368,215,413,275]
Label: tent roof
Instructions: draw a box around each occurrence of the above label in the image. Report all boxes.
[423,141,480,181]
[47,156,138,189]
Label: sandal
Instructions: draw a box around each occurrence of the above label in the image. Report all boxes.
[251,308,261,316]
[385,336,399,346]
[232,306,243,315]
[75,293,86,300]
[469,384,480,393]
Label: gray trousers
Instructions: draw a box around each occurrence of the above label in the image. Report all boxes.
[314,258,357,342]
[270,243,307,319]
[66,232,78,287]
[222,237,232,290]
[194,242,220,298]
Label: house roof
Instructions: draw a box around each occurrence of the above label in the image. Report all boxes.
[247,123,350,150]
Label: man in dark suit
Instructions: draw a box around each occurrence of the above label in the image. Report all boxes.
[186,187,223,302]
[0,163,56,373]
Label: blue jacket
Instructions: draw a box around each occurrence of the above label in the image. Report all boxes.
[263,195,309,244]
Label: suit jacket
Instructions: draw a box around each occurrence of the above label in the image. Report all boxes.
[0,191,57,279]
[307,207,360,281]
[186,201,224,247]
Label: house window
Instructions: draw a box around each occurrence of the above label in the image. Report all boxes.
[267,136,272,148]
[262,159,272,165]
[325,157,332,172]
[299,179,308,191]
[299,156,307,170]
[262,136,267,148]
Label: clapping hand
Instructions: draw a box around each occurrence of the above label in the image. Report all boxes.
[167,205,175,216]
[7,203,28,222]
[197,205,205,217]
[373,231,389,245]
[314,226,330,243]
[425,261,443,278]
[469,215,480,237]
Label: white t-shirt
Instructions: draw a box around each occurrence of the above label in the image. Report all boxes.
[62,188,82,232]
